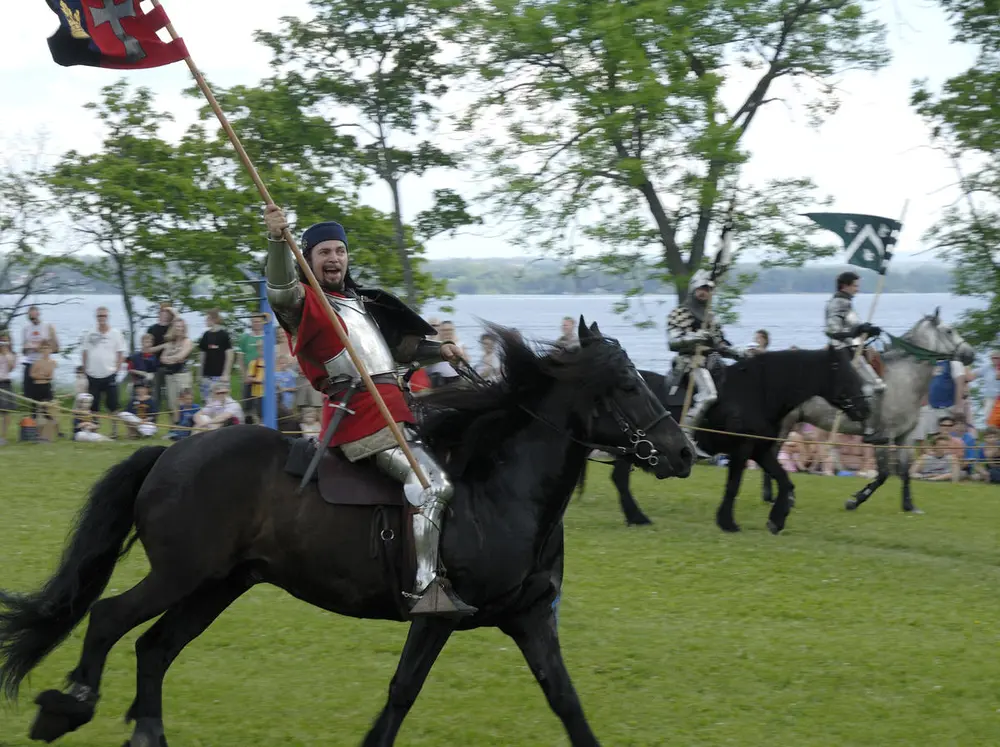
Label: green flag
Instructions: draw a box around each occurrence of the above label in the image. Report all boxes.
[804,212,902,275]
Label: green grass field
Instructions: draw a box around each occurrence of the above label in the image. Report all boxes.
[1,441,999,746]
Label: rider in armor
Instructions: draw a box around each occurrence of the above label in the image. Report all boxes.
[825,271,885,444]
[263,205,476,618]
[667,270,744,441]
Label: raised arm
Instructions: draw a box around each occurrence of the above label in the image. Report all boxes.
[263,205,305,334]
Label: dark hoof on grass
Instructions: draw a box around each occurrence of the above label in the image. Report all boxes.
[30,689,96,743]
[845,499,858,511]
[125,718,167,747]
[904,505,925,515]
[766,519,783,535]
[626,515,653,526]
[716,520,741,533]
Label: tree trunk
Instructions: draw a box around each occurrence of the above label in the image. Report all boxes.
[387,175,417,307]
[114,255,136,351]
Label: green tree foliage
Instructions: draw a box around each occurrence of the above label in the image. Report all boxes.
[912,1,1000,347]
[0,147,85,332]
[188,77,450,304]
[45,81,257,347]
[453,0,891,313]
[255,0,479,306]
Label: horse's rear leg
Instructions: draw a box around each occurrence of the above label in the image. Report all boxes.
[362,618,455,747]
[124,573,253,747]
[612,460,652,526]
[29,573,197,744]
[500,602,599,746]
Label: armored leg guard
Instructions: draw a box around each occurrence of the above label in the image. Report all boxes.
[374,432,477,619]
[682,368,717,459]
[857,360,888,445]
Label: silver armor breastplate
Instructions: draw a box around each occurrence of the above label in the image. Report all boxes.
[324,295,397,386]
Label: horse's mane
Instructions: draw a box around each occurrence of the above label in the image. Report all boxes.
[416,325,627,477]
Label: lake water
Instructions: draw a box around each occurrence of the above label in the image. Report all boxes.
[1,292,986,386]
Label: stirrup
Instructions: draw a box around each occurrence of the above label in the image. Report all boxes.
[406,577,477,619]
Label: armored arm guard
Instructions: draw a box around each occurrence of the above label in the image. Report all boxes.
[825,295,858,342]
[265,237,305,333]
[392,335,447,366]
[667,307,711,355]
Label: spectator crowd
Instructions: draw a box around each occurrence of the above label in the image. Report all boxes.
[3,308,1000,487]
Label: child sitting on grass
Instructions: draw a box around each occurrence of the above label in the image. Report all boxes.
[72,393,110,442]
[167,389,201,441]
[120,381,158,438]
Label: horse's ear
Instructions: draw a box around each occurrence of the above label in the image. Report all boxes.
[589,321,601,336]
[933,306,941,323]
[578,315,590,341]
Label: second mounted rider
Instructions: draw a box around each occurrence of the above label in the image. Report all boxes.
[825,270,886,444]
[667,270,744,439]
[263,204,476,618]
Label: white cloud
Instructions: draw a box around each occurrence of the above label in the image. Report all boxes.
[2,0,979,262]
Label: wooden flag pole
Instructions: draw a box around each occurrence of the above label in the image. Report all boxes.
[827,199,910,445]
[152,2,430,488]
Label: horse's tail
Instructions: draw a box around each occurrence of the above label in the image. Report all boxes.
[0,445,167,699]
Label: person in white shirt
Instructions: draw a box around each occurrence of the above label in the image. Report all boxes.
[194,380,245,430]
[80,306,127,438]
[0,330,16,445]
[20,305,59,414]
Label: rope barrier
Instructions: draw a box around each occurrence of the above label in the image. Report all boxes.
[3,388,311,436]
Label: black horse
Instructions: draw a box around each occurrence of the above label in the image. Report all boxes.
[609,347,869,533]
[0,319,692,747]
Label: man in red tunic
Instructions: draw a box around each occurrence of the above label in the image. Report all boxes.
[263,205,476,617]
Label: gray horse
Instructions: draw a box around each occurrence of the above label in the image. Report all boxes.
[762,309,976,513]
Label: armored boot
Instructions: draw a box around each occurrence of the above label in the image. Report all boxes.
[408,491,477,618]
[681,400,713,460]
[374,436,477,619]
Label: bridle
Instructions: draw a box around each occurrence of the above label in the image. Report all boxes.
[518,398,670,467]
[452,357,669,467]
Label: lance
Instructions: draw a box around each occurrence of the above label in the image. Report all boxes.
[679,193,737,429]
[151,1,430,489]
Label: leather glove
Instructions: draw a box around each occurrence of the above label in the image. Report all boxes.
[856,322,882,338]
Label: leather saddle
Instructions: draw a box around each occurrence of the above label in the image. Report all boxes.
[284,437,403,507]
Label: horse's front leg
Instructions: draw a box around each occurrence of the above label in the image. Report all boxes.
[898,445,924,514]
[754,445,795,534]
[500,603,600,746]
[362,618,455,747]
[846,445,891,511]
[716,441,752,533]
[611,459,652,525]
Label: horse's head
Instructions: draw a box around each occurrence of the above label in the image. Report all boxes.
[907,308,976,366]
[825,346,870,423]
[575,317,693,478]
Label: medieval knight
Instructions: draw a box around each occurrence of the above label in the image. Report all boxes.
[263,206,476,618]
[667,269,744,436]
[825,271,886,444]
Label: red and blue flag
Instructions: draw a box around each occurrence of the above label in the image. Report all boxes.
[44,0,187,69]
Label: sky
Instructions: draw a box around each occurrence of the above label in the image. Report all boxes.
[0,0,980,262]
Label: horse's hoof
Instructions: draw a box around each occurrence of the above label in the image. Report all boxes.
[766,519,783,535]
[904,505,925,515]
[125,718,167,747]
[29,689,96,742]
[716,520,741,533]
[845,499,858,511]
[626,515,653,526]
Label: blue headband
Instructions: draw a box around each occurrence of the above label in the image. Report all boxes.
[301,221,348,251]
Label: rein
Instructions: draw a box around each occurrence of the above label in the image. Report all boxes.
[452,359,666,467]
[886,333,959,363]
